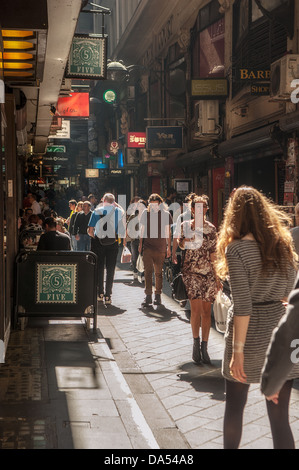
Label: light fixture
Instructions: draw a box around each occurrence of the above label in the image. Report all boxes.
[103,89,117,103]
[1,29,36,79]
[107,60,129,82]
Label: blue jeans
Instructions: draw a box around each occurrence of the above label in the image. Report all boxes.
[76,234,91,251]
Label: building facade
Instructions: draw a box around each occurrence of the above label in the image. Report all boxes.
[105,0,299,227]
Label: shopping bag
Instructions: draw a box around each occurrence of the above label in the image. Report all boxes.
[121,246,132,264]
[213,290,231,333]
[136,254,144,272]
[171,273,188,302]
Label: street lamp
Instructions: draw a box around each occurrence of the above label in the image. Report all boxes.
[107,60,129,82]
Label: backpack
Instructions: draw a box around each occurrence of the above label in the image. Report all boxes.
[95,207,118,245]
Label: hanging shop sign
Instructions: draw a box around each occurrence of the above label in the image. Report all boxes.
[127,132,146,148]
[146,126,183,150]
[191,79,228,98]
[56,93,89,118]
[66,34,107,80]
[109,141,120,155]
[50,119,70,139]
[238,68,271,81]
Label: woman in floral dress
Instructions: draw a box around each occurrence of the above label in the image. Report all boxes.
[178,196,220,364]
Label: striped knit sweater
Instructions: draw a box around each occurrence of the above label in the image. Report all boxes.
[222,239,299,384]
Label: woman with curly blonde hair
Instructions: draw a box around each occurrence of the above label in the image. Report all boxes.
[215,186,299,449]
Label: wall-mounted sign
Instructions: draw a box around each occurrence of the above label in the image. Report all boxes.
[191,79,228,98]
[103,89,117,103]
[238,68,271,81]
[66,34,107,80]
[251,83,270,96]
[174,179,193,194]
[110,169,124,176]
[146,126,183,150]
[56,93,89,118]
[43,155,69,165]
[127,132,146,148]
[85,169,99,178]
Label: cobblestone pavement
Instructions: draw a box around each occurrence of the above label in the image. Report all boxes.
[98,266,299,450]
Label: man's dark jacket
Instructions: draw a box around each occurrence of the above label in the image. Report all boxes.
[261,272,299,396]
[37,231,71,251]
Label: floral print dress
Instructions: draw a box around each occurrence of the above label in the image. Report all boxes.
[179,219,218,302]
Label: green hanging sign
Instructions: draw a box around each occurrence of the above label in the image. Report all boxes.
[66,34,107,80]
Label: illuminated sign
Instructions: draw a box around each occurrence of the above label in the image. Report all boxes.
[127,132,146,148]
[56,93,89,118]
[103,89,117,103]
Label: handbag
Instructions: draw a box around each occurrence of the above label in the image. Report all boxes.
[136,254,144,272]
[121,246,132,264]
[171,250,188,302]
[213,290,231,333]
[171,272,188,302]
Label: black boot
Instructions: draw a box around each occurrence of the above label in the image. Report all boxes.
[201,341,211,364]
[154,293,161,305]
[142,294,152,307]
[192,338,202,364]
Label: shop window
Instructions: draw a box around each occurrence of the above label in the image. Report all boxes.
[163,44,186,119]
[191,0,224,79]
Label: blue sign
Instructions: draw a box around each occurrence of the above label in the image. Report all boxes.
[146,126,183,150]
[93,157,108,169]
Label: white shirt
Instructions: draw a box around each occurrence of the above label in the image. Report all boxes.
[31,200,41,214]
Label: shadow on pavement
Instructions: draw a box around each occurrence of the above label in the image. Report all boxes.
[177,361,225,402]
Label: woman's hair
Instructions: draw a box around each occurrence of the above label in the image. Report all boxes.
[216,186,297,278]
[191,195,209,208]
[148,193,163,203]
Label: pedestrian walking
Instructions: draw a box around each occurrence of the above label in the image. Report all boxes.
[69,201,83,251]
[261,271,299,407]
[215,186,298,449]
[88,193,125,305]
[177,195,219,364]
[124,198,147,283]
[139,194,172,307]
[74,201,92,251]
[291,203,299,255]
[172,193,197,267]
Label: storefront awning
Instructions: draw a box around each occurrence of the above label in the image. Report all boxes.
[217,124,276,158]
[176,145,214,168]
